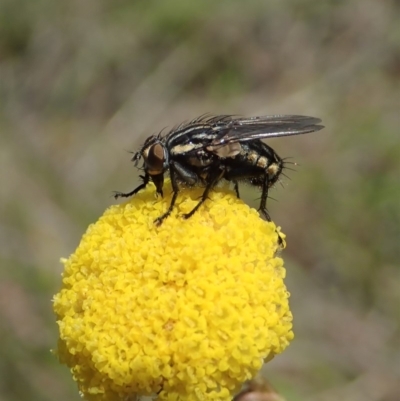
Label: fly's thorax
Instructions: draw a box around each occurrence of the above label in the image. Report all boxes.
[206,142,242,158]
[187,149,215,167]
[169,140,216,168]
[170,142,202,156]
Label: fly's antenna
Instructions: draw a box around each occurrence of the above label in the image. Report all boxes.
[126,149,141,166]
[131,151,142,166]
[131,135,157,166]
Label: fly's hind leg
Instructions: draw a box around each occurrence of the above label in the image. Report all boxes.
[257,172,271,221]
[225,167,271,218]
[258,172,285,247]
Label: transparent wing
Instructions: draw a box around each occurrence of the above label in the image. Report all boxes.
[210,115,324,146]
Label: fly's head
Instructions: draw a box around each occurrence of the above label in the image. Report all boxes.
[133,135,169,196]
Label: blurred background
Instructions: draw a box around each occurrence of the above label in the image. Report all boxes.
[1,0,399,400]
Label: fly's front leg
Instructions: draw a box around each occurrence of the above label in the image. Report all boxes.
[154,168,180,226]
[182,167,225,220]
[114,174,150,199]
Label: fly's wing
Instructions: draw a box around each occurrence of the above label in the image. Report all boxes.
[210,115,324,146]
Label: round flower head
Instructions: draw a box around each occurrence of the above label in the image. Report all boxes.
[53,181,293,401]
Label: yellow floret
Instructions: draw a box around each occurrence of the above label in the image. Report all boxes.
[53,181,293,401]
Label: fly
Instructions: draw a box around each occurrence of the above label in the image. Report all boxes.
[114,114,324,225]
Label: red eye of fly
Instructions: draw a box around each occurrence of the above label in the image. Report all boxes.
[146,143,165,174]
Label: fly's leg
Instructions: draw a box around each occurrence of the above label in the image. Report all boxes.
[258,172,285,247]
[113,174,149,199]
[225,167,272,220]
[182,167,224,220]
[154,161,199,225]
[154,168,180,226]
[233,180,240,198]
[258,172,271,221]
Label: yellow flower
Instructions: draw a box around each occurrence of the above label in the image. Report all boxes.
[53,181,293,401]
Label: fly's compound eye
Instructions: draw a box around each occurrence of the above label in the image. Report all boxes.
[145,143,166,175]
